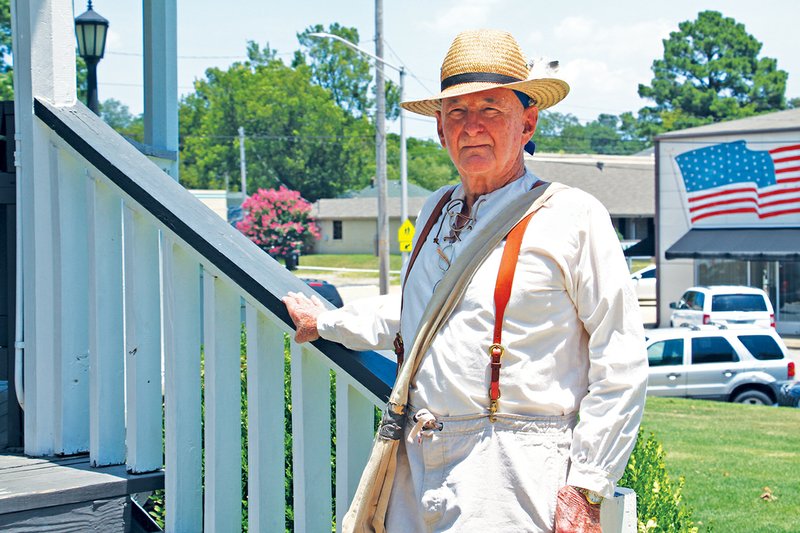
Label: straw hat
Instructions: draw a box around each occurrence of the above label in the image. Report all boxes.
[401,29,569,116]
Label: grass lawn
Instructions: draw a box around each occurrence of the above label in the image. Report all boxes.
[296,253,404,283]
[641,397,800,532]
[299,253,403,271]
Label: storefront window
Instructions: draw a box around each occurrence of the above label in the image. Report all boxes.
[695,259,800,325]
[779,262,800,323]
[696,259,747,285]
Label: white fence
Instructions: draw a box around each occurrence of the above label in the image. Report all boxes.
[23,98,392,532]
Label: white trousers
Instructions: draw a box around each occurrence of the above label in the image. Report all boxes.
[385,408,576,533]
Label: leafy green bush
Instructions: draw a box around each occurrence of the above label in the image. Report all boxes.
[620,430,697,532]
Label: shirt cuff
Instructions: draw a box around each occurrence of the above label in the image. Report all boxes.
[316,309,342,343]
[567,461,617,499]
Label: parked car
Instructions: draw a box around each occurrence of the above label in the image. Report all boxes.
[779,381,800,407]
[630,265,656,301]
[669,285,775,329]
[302,278,344,308]
[645,325,795,405]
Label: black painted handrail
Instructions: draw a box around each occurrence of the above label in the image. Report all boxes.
[34,97,394,401]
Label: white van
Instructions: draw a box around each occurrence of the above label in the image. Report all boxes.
[669,286,775,329]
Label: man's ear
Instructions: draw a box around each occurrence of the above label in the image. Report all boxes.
[435,111,446,147]
[523,106,539,140]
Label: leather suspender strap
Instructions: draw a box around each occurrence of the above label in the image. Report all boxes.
[488,210,536,421]
[394,185,458,372]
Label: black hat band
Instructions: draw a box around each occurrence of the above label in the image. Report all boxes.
[440,72,524,91]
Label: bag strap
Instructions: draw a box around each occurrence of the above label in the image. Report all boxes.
[394,185,457,371]
[487,210,536,421]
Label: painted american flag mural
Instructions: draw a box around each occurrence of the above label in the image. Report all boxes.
[674,140,800,224]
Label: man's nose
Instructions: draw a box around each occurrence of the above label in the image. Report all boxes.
[463,111,484,135]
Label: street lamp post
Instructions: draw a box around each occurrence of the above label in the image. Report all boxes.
[308,31,411,281]
[75,1,109,115]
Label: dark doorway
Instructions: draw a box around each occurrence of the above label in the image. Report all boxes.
[0,101,22,450]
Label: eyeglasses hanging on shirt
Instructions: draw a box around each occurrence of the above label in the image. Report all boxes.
[432,197,486,272]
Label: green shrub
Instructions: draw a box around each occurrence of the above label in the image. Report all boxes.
[620,430,697,532]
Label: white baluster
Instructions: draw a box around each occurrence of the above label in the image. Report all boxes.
[87,177,125,466]
[245,304,286,532]
[335,376,376,531]
[203,271,242,532]
[601,487,638,532]
[123,206,163,473]
[52,148,90,455]
[291,341,332,533]
[163,239,202,531]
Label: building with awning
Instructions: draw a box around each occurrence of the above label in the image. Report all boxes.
[656,109,800,333]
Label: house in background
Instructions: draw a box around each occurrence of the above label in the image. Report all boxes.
[311,180,432,254]
[188,189,228,220]
[525,152,655,248]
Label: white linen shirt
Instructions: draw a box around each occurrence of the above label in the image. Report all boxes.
[317,171,648,497]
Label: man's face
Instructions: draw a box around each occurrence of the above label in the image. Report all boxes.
[436,87,538,195]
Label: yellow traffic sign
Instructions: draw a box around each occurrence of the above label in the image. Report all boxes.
[398,219,415,249]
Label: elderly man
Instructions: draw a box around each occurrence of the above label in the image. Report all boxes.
[284,30,647,533]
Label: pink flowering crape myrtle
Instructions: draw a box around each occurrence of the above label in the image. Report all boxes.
[236,186,321,260]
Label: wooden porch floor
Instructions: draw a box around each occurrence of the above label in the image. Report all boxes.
[0,453,163,528]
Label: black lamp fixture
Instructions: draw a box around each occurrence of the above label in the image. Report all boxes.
[75,1,109,114]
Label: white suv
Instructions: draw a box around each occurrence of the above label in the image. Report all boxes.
[669,285,775,329]
[645,325,795,405]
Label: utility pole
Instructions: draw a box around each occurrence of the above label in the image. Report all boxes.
[399,67,409,265]
[238,126,247,201]
[374,0,390,295]
[307,31,409,270]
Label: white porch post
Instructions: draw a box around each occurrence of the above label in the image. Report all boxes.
[143,0,179,180]
[11,0,78,455]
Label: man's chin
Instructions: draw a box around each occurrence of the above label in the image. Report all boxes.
[458,158,495,177]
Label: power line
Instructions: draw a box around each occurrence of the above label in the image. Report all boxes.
[383,39,436,97]
[106,50,293,60]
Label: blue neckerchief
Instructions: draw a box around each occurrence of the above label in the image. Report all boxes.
[513,90,536,155]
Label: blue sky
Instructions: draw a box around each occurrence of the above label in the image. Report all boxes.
[90,0,800,140]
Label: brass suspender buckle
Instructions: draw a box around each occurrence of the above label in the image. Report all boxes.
[488,344,504,358]
[488,344,504,422]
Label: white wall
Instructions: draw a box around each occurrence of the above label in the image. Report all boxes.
[313,217,418,255]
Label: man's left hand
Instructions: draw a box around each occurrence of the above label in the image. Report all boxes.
[553,485,601,532]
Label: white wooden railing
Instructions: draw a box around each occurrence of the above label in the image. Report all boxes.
[22,98,637,532]
[26,98,394,532]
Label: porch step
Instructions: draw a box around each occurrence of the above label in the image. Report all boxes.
[0,453,164,532]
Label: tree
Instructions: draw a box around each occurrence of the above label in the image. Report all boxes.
[178,42,374,201]
[236,186,320,262]
[293,23,400,121]
[534,111,584,153]
[385,135,459,191]
[637,10,788,134]
[0,0,12,99]
[100,98,144,141]
[533,111,648,155]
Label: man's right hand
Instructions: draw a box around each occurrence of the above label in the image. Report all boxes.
[282,291,327,343]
